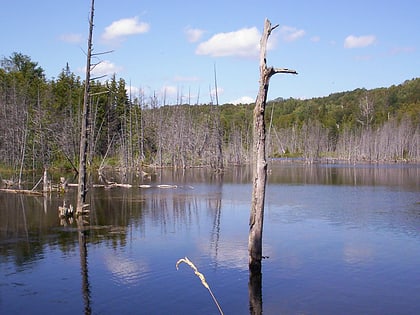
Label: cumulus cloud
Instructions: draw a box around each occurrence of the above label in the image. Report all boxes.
[231,96,254,105]
[102,16,150,41]
[196,27,261,58]
[126,85,141,99]
[344,35,376,48]
[59,33,83,44]
[87,60,122,78]
[185,27,204,43]
[279,26,305,42]
[160,85,178,97]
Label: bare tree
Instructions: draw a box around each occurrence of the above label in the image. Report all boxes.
[77,0,95,213]
[248,19,297,274]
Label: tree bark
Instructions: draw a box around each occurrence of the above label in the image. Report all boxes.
[77,0,94,213]
[248,19,297,274]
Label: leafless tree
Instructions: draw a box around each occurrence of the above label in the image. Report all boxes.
[77,0,95,213]
[248,19,297,274]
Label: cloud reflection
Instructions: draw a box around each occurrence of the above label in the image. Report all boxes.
[343,243,374,265]
[104,254,149,286]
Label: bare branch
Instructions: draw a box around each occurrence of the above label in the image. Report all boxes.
[92,50,114,56]
[268,67,298,77]
[90,74,107,81]
[89,90,109,96]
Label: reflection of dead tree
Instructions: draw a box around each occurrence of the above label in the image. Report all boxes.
[249,272,262,315]
[209,190,222,265]
[77,215,91,314]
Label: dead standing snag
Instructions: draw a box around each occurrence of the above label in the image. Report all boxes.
[248,19,297,274]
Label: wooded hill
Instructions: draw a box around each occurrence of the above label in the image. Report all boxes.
[0,52,418,175]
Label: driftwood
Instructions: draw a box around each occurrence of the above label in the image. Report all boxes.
[1,179,16,188]
[0,188,43,196]
[59,201,74,218]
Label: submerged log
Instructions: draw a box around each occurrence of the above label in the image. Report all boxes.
[0,188,43,196]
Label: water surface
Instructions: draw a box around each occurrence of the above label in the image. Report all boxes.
[1,162,419,314]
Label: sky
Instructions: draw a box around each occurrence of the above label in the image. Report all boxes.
[1,0,419,104]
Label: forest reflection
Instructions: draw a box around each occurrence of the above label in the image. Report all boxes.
[1,163,418,257]
[1,163,419,315]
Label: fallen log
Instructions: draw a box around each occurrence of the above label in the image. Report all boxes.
[0,188,43,196]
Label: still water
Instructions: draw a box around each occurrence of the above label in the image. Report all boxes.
[1,162,419,314]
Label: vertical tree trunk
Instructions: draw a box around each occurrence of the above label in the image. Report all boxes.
[42,168,48,193]
[213,64,224,172]
[248,19,297,274]
[77,0,95,213]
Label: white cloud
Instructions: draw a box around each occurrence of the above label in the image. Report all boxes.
[344,35,376,48]
[88,60,122,78]
[196,27,261,58]
[59,33,83,44]
[279,26,305,42]
[310,36,320,43]
[173,75,200,82]
[102,16,150,41]
[389,46,415,55]
[127,85,140,99]
[185,27,204,43]
[231,96,254,105]
[160,85,178,98]
[209,87,224,102]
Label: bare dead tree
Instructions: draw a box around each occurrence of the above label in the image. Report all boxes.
[248,19,297,274]
[212,63,224,172]
[77,0,95,213]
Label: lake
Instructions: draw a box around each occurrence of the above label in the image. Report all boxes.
[1,162,419,314]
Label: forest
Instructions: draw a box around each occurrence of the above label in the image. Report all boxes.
[0,52,419,177]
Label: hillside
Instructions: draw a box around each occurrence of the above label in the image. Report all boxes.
[0,53,418,174]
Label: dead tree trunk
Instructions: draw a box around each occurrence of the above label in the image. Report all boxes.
[77,0,95,213]
[248,19,297,274]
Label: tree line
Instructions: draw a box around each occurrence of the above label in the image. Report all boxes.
[0,52,418,176]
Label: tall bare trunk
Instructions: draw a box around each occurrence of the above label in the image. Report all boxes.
[248,19,297,274]
[77,0,95,213]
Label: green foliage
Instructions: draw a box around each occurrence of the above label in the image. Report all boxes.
[0,52,418,170]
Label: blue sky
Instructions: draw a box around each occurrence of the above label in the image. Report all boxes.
[1,0,419,104]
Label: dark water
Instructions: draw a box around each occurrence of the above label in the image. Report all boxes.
[1,162,419,314]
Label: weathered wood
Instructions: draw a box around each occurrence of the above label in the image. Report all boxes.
[248,19,297,274]
[42,168,48,192]
[77,0,95,213]
[0,188,43,196]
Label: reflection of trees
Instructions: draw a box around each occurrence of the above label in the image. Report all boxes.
[268,162,419,188]
[145,190,201,233]
[0,194,50,266]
